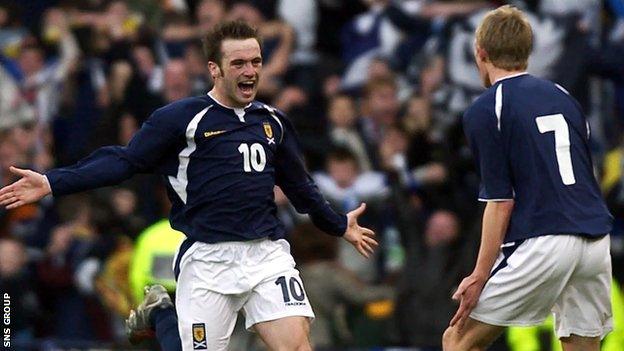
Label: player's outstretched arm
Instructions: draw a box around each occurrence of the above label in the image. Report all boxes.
[0,166,52,209]
[343,203,378,258]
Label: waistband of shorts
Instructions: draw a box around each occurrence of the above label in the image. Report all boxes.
[196,236,277,247]
[504,232,610,244]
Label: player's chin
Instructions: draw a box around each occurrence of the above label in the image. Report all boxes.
[235,86,257,104]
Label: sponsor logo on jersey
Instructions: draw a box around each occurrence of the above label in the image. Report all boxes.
[204,130,226,138]
[192,323,207,349]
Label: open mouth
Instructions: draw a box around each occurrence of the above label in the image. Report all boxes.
[237,81,256,96]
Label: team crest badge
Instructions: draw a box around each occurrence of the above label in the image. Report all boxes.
[192,323,207,349]
[263,122,275,144]
[263,122,273,138]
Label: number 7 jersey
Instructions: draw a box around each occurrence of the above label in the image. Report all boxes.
[45,93,347,243]
[463,73,612,243]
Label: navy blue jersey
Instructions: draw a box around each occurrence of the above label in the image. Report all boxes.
[46,94,347,243]
[463,74,612,243]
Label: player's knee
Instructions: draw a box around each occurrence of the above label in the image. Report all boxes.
[294,343,313,351]
[443,326,483,351]
[442,326,459,350]
[292,324,312,351]
[275,337,311,351]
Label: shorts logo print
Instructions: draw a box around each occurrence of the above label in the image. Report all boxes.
[192,323,207,349]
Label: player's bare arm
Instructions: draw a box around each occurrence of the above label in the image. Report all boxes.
[343,203,378,258]
[0,166,51,209]
[450,200,514,329]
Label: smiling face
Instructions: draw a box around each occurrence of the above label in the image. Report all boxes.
[208,38,262,107]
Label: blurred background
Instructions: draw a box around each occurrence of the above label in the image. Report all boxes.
[0,0,623,350]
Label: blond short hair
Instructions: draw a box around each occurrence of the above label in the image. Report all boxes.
[475,5,533,71]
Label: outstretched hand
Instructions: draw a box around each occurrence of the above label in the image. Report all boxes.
[343,203,378,258]
[0,166,52,209]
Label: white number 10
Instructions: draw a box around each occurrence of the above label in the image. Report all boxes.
[535,114,576,185]
[238,143,266,172]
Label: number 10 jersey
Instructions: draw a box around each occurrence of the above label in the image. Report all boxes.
[45,93,346,243]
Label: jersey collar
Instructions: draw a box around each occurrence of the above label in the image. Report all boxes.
[493,72,529,84]
[207,90,253,122]
[206,90,252,110]
[205,91,272,115]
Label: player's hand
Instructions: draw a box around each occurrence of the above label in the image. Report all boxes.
[343,203,378,258]
[449,272,487,330]
[0,166,52,209]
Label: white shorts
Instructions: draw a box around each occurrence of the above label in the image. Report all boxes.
[173,238,314,351]
[470,234,613,338]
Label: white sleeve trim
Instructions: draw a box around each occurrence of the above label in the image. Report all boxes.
[555,83,570,95]
[478,198,514,202]
[168,105,212,204]
[495,84,503,131]
[263,104,284,144]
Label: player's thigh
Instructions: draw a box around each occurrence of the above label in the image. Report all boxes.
[253,316,312,351]
[243,268,314,348]
[560,334,601,351]
[175,262,244,351]
[553,235,612,340]
[442,317,505,351]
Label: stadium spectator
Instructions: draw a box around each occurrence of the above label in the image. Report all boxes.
[393,209,476,349]
[359,77,401,168]
[314,147,388,282]
[290,221,394,349]
[228,0,294,99]
[1,8,79,126]
[326,94,373,171]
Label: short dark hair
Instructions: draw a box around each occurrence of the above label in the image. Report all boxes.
[202,20,262,66]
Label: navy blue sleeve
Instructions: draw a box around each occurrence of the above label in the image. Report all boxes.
[46,108,181,196]
[274,114,347,236]
[463,103,514,201]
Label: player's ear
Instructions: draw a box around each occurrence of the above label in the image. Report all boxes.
[475,45,489,63]
[207,61,222,79]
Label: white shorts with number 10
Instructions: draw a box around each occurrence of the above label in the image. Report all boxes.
[173,238,314,351]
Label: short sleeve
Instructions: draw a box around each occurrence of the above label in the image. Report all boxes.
[463,102,514,201]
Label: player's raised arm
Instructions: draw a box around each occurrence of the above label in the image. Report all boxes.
[0,107,181,208]
[273,113,377,258]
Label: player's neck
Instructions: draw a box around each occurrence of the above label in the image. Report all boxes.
[208,89,248,109]
[489,68,527,85]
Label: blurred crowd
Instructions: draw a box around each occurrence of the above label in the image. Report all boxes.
[1,0,623,350]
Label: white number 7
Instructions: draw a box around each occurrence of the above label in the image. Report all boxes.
[535,114,576,185]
